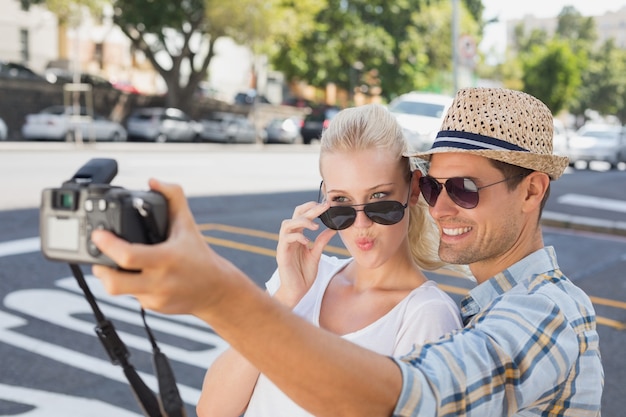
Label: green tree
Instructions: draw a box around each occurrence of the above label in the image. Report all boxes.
[270,0,481,102]
[521,39,580,115]
[21,0,323,112]
[555,6,597,45]
[570,40,626,125]
[507,6,594,116]
[111,0,322,111]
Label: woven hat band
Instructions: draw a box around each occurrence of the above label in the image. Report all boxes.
[434,130,529,152]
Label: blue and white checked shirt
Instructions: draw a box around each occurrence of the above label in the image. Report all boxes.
[393,246,603,416]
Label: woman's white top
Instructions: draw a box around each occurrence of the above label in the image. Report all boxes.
[244,254,462,417]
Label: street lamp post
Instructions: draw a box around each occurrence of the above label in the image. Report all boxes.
[452,0,459,94]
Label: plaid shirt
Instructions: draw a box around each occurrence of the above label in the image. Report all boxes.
[393,246,603,416]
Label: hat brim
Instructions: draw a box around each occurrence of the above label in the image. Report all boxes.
[406,147,569,180]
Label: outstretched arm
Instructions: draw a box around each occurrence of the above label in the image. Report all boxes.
[92,179,403,417]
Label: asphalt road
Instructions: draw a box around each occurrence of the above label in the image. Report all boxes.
[0,142,624,416]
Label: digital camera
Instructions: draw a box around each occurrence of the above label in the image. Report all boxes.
[40,158,169,267]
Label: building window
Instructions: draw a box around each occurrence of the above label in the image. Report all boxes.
[95,42,103,69]
[20,29,29,63]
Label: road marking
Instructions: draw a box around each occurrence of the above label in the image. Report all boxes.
[557,193,626,213]
[0,237,40,257]
[0,310,202,405]
[5,288,229,366]
[0,383,142,417]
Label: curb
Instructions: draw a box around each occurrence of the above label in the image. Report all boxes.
[542,211,626,237]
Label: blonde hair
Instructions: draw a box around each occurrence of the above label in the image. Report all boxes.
[319,104,443,271]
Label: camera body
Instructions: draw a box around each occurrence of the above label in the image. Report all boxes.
[40,158,168,266]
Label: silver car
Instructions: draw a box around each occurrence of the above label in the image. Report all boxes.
[567,124,626,169]
[263,117,302,144]
[21,106,127,142]
[126,107,202,142]
[198,112,257,143]
[388,92,453,151]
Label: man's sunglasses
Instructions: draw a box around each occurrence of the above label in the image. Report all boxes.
[418,174,525,209]
[317,180,412,231]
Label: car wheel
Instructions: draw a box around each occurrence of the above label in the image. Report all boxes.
[155,133,167,143]
[65,130,75,142]
[111,132,124,142]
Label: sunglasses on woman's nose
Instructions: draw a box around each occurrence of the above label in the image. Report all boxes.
[418,174,525,209]
[317,183,412,231]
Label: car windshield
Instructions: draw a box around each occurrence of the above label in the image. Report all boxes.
[389,101,445,118]
[580,131,620,140]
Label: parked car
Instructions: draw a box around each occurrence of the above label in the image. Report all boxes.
[567,123,626,169]
[0,61,47,82]
[263,117,302,144]
[234,90,271,105]
[43,68,113,89]
[0,117,7,140]
[126,107,201,142]
[21,105,127,142]
[387,92,453,151]
[553,119,574,159]
[198,112,257,143]
[300,106,340,144]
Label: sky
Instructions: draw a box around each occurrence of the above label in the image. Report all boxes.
[479,0,626,59]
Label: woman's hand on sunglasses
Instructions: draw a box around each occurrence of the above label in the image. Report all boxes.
[273,201,336,308]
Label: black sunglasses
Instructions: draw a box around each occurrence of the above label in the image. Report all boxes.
[418,174,525,209]
[317,179,412,231]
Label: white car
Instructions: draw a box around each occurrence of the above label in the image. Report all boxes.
[388,92,453,151]
[0,117,7,140]
[553,119,573,158]
[21,105,127,142]
[567,123,626,169]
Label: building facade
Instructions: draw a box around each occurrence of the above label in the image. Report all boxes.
[508,6,626,49]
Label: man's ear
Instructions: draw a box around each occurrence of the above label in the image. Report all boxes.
[522,172,550,212]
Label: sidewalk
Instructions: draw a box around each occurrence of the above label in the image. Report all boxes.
[542,211,626,237]
[1,141,624,236]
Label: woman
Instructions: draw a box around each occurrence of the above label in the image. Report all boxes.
[197,104,462,417]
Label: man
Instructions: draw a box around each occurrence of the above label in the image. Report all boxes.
[92,87,603,416]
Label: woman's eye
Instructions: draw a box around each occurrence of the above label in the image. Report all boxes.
[332,196,348,203]
[371,192,387,199]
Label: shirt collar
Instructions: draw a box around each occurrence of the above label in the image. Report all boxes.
[460,246,560,323]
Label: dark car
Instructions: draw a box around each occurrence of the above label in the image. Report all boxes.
[0,61,46,82]
[300,106,340,144]
[234,90,271,105]
[126,107,201,142]
[43,68,113,88]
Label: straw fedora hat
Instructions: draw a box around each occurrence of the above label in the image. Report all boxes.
[406,87,570,180]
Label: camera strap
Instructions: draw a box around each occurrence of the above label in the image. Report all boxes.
[69,263,187,417]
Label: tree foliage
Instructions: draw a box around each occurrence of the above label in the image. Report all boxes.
[21,0,323,111]
[570,40,626,125]
[270,0,482,101]
[500,5,626,125]
[521,39,580,115]
[111,0,322,111]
